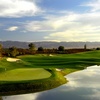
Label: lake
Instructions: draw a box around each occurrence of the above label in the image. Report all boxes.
[2,65,100,100]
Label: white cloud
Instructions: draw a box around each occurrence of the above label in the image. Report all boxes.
[25,21,55,32]
[82,0,100,12]
[44,30,100,42]
[6,26,18,31]
[42,11,100,41]
[42,39,61,42]
[24,12,78,32]
[0,0,41,17]
[23,0,100,42]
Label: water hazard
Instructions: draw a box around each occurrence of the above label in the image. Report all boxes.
[2,65,100,100]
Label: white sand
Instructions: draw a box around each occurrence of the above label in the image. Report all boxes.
[7,58,20,62]
[49,54,54,56]
[56,68,62,71]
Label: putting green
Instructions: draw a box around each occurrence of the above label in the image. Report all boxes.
[1,50,100,82]
[0,68,51,81]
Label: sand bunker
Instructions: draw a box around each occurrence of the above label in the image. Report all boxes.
[49,54,54,56]
[56,68,62,71]
[7,58,20,62]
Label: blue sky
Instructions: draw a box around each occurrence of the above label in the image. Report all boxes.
[0,0,100,42]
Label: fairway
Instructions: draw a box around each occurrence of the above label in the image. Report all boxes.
[0,50,100,95]
[18,50,100,69]
[0,68,51,81]
[0,50,100,81]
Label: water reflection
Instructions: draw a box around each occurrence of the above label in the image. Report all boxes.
[3,65,100,100]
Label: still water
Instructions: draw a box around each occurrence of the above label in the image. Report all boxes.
[2,65,100,100]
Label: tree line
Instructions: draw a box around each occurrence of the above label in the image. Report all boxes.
[0,43,90,57]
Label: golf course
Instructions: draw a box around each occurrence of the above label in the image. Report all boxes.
[0,50,100,95]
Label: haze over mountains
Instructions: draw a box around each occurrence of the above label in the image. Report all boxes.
[0,41,100,49]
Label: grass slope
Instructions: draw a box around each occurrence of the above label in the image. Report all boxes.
[18,50,100,69]
[0,50,100,95]
[0,69,67,96]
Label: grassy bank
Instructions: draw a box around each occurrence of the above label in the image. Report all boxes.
[0,69,66,96]
[0,50,100,95]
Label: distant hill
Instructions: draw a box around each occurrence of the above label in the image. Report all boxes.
[0,41,100,49]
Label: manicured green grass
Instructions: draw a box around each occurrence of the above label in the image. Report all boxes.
[0,68,51,81]
[0,69,67,96]
[0,50,100,82]
[0,56,67,95]
[18,50,100,69]
[0,50,100,95]
[0,50,99,80]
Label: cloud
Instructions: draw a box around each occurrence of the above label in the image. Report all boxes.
[43,11,100,41]
[81,0,100,12]
[24,11,76,32]
[6,26,18,31]
[23,0,100,42]
[25,11,100,41]
[44,25,100,42]
[25,21,55,32]
[0,0,41,17]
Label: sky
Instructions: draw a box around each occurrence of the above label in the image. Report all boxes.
[0,0,100,42]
